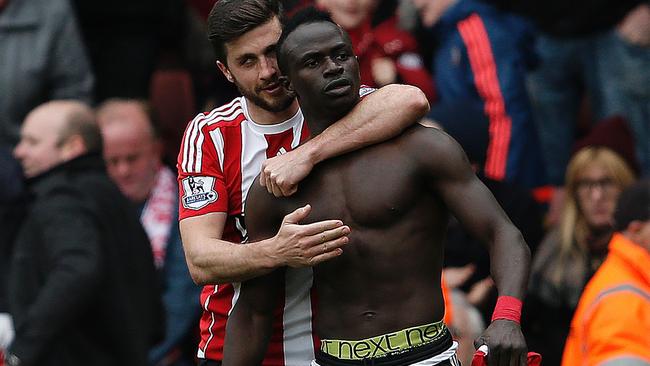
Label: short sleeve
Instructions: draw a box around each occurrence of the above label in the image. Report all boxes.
[177,118,229,220]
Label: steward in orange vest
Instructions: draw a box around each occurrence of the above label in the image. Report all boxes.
[562,181,650,366]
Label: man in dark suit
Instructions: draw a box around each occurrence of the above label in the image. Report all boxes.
[4,100,163,366]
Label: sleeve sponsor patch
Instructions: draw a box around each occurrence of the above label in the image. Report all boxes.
[181,176,219,210]
[359,86,376,97]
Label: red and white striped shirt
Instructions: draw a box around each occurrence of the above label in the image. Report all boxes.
[177,97,316,365]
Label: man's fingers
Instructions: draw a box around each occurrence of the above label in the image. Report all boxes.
[309,246,344,265]
[488,346,499,366]
[266,175,275,194]
[299,220,346,236]
[519,349,527,366]
[282,204,312,225]
[260,164,269,187]
[305,226,350,247]
[443,264,475,288]
[515,351,525,366]
[285,184,298,196]
[271,181,283,197]
[474,337,485,350]
[278,182,298,197]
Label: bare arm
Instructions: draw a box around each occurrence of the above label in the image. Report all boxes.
[410,124,530,365]
[180,183,349,285]
[223,181,310,364]
[180,213,275,285]
[261,84,430,196]
[413,124,530,299]
[222,269,284,365]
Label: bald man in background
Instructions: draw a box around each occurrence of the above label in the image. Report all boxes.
[98,99,201,366]
[4,101,163,366]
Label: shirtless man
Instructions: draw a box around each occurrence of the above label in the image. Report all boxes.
[224,9,531,366]
[177,0,430,364]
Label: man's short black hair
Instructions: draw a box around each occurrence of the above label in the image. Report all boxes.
[276,7,339,74]
[614,179,650,232]
[207,0,283,64]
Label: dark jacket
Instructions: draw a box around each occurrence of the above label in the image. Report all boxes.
[0,147,26,313]
[430,0,546,188]
[8,153,164,366]
[490,0,645,37]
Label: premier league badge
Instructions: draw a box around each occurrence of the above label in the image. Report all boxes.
[181,176,218,210]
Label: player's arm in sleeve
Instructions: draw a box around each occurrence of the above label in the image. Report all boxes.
[409,124,531,366]
[261,83,430,196]
[179,126,349,285]
[179,195,349,285]
[222,180,301,365]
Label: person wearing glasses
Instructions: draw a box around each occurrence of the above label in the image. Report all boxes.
[524,120,638,365]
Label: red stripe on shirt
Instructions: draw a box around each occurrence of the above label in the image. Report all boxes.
[223,123,245,215]
[458,14,512,181]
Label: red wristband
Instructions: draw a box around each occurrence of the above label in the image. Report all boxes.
[491,296,522,323]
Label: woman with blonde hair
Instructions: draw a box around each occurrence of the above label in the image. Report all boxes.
[524,143,637,365]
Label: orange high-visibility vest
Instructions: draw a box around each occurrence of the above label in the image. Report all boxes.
[442,273,454,325]
[562,233,650,366]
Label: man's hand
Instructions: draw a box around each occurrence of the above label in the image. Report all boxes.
[443,264,476,288]
[260,149,313,197]
[474,320,527,366]
[371,57,398,87]
[271,204,350,266]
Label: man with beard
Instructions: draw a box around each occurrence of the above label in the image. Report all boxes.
[177,1,430,365]
[224,9,531,366]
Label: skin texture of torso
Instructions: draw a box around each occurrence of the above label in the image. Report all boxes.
[223,16,530,366]
[246,124,451,340]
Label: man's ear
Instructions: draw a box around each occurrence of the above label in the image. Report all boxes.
[627,220,643,234]
[60,134,87,160]
[217,61,235,83]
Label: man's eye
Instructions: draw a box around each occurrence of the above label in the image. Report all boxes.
[241,58,255,67]
[336,53,349,61]
[305,59,318,68]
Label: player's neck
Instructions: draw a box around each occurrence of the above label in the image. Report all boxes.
[302,102,357,135]
[245,98,299,125]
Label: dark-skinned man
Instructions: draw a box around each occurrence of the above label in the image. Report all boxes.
[223,8,531,366]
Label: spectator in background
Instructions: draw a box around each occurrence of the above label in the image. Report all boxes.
[410,0,545,189]
[4,101,163,366]
[316,0,436,101]
[97,99,201,366]
[525,118,638,366]
[512,0,650,185]
[562,179,650,366]
[0,0,94,148]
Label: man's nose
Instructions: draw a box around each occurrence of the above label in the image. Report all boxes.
[113,160,132,178]
[259,56,277,80]
[323,57,343,78]
[13,142,24,159]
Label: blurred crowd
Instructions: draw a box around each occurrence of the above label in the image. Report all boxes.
[0,0,649,365]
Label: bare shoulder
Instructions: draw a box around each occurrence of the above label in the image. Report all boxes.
[398,122,471,175]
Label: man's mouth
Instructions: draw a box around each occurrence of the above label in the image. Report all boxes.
[324,78,352,95]
[260,82,281,94]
